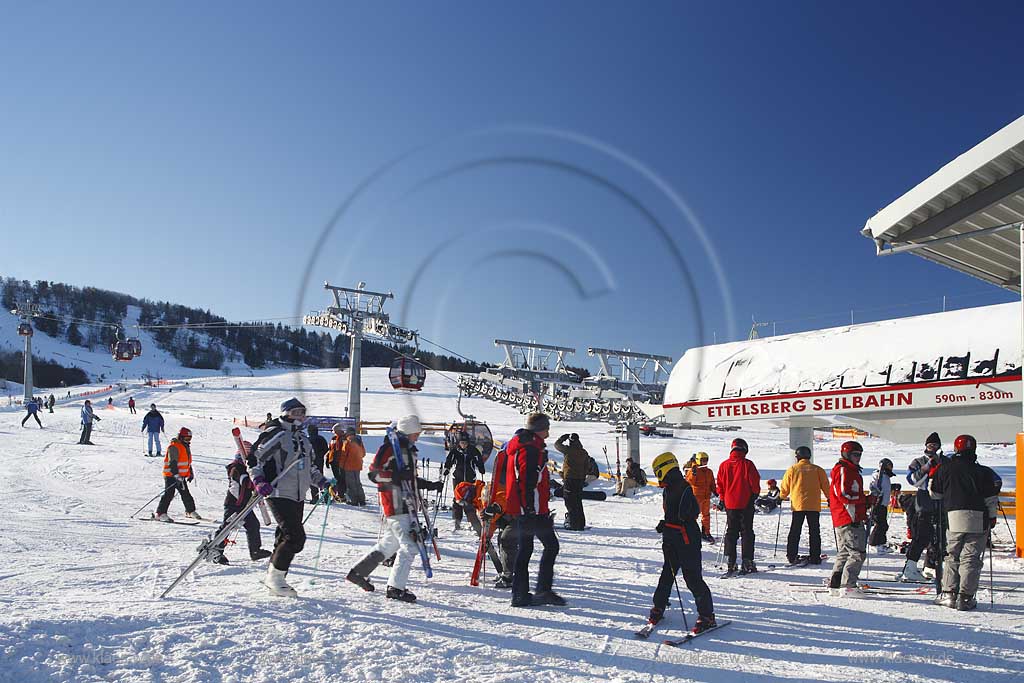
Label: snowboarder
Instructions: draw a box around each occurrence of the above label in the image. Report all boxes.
[128,396,136,414]
[21,397,42,428]
[716,438,760,574]
[930,435,1000,610]
[897,433,946,582]
[210,440,272,564]
[141,404,165,456]
[306,424,329,503]
[754,479,782,514]
[684,452,716,542]
[615,457,647,496]
[554,433,589,531]
[339,427,366,506]
[249,398,335,597]
[155,427,203,522]
[79,400,100,444]
[505,413,564,607]
[647,452,717,635]
[867,458,894,550]
[828,441,869,597]
[443,432,486,531]
[780,446,830,565]
[346,415,442,602]
[454,479,504,575]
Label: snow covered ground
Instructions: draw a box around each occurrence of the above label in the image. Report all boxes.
[1,368,1022,683]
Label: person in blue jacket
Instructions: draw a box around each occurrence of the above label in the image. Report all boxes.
[21,397,43,428]
[142,403,165,456]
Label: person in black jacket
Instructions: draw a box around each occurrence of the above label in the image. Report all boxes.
[647,452,716,634]
[211,443,272,564]
[443,432,486,531]
[930,434,1000,611]
[307,424,329,503]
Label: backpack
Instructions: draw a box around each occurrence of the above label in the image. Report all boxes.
[635,467,648,486]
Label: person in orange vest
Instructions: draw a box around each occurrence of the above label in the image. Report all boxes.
[154,427,203,522]
[340,427,367,506]
[455,479,505,574]
[685,452,717,543]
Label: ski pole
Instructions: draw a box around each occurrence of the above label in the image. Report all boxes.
[997,501,1016,546]
[129,481,177,519]
[310,496,332,585]
[667,554,690,632]
[303,497,322,524]
[773,500,784,558]
[988,531,994,607]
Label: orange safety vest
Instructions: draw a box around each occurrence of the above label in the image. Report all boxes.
[454,480,486,511]
[162,440,192,478]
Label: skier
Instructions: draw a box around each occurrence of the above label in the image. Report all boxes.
[615,457,647,496]
[128,396,136,415]
[210,440,272,564]
[306,424,329,503]
[326,423,348,501]
[897,433,945,582]
[155,427,203,522]
[454,479,504,575]
[339,427,367,506]
[754,479,782,514]
[716,438,760,574]
[867,458,894,551]
[346,415,442,602]
[930,435,1000,610]
[684,452,717,542]
[647,452,717,634]
[483,446,518,589]
[249,398,335,597]
[443,432,486,531]
[141,403,165,456]
[554,433,589,531]
[828,441,869,597]
[79,400,100,444]
[505,413,564,607]
[780,446,830,565]
[47,394,55,413]
[21,397,43,428]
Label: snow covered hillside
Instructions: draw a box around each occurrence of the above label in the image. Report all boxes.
[1,368,1021,682]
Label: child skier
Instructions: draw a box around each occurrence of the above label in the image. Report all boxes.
[755,479,782,514]
[454,479,504,576]
[211,440,272,564]
[685,452,716,542]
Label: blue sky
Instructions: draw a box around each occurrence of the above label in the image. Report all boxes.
[3,2,1022,369]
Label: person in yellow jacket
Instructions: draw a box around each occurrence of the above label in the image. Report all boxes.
[779,446,830,565]
[154,427,203,522]
[685,452,717,543]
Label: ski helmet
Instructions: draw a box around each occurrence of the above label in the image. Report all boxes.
[767,478,777,487]
[652,452,680,483]
[794,446,812,460]
[279,397,306,418]
[731,438,749,453]
[840,440,863,460]
[695,451,709,465]
[953,434,977,456]
[178,427,192,442]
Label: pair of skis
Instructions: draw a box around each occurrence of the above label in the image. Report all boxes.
[635,619,732,646]
[470,449,504,586]
[387,428,439,579]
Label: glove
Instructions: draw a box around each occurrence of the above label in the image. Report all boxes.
[253,476,273,497]
[484,502,502,516]
[441,468,451,479]
[173,475,185,489]
[187,473,194,483]
[655,520,666,533]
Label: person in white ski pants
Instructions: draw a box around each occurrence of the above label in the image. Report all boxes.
[374,514,419,590]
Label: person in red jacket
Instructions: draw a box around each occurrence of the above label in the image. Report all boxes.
[828,440,869,598]
[505,413,564,608]
[715,438,760,574]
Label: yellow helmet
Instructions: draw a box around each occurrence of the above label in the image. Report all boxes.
[652,452,679,482]
[694,452,709,465]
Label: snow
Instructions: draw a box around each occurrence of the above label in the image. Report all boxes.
[1,367,1021,683]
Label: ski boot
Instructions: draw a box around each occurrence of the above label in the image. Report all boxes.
[840,586,868,599]
[956,594,977,611]
[692,615,717,634]
[510,592,534,608]
[185,511,204,521]
[738,561,758,575]
[493,574,512,589]
[250,549,272,561]
[154,513,174,523]
[264,566,297,598]
[828,571,843,597]
[386,586,417,603]
[647,606,665,625]
[896,560,927,583]
[933,591,958,608]
[532,590,567,607]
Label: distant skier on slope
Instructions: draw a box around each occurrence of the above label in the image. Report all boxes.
[346,415,442,602]
[209,439,271,565]
[155,427,204,522]
[828,441,868,598]
[248,398,336,597]
[647,451,717,634]
[79,400,100,445]
[128,396,136,414]
[21,397,43,428]
[685,452,716,542]
[716,438,760,575]
[141,404,165,456]
[780,447,830,565]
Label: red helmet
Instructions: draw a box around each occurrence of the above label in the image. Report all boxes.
[178,427,192,441]
[840,441,863,459]
[731,438,749,453]
[953,434,977,456]
[767,478,777,487]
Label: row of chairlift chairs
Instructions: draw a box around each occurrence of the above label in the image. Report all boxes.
[18,320,142,362]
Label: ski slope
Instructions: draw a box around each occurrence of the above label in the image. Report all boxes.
[1,368,1021,683]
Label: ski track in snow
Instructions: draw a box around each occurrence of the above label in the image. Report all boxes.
[1,368,1022,683]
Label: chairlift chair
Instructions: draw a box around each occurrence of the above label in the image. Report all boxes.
[111,340,134,362]
[445,421,495,461]
[389,357,426,391]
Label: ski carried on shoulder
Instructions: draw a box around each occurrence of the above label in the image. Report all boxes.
[663,619,731,646]
[387,428,436,579]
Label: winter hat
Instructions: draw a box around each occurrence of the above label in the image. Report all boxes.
[526,413,550,433]
[397,414,421,435]
[332,423,346,436]
[280,397,306,415]
[925,432,941,449]
[731,438,748,453]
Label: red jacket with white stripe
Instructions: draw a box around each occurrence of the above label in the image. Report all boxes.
[503,429,551,516]
[829,458,867,527]
[368,434,431,517]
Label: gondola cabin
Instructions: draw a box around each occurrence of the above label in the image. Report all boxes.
[17,323,33,337]
[128,338,143,357]
[389,358,426,391]
[111,340,134,362]
[445,421,495,461]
